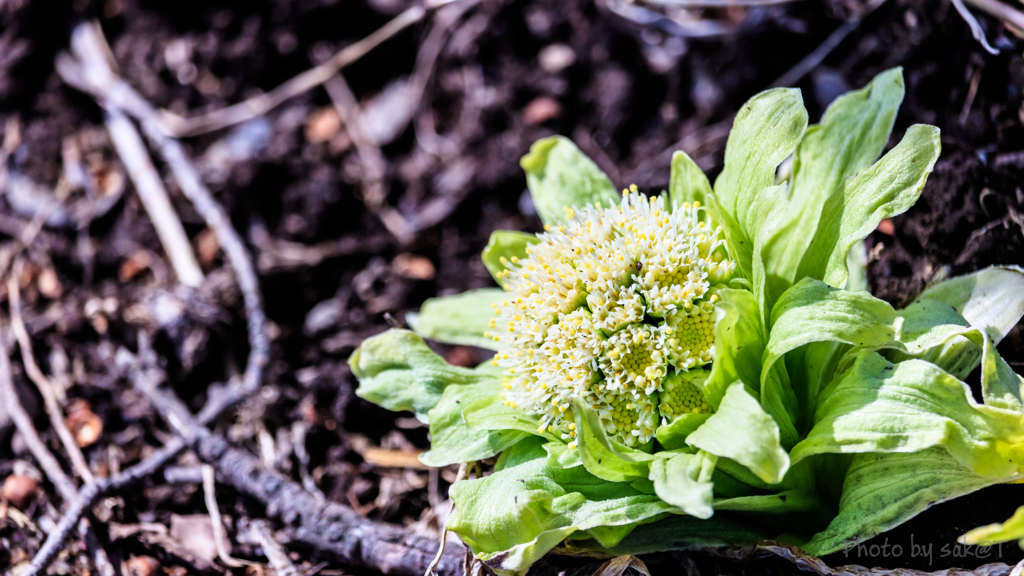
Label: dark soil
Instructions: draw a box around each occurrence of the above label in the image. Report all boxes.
[1,0,1023,574]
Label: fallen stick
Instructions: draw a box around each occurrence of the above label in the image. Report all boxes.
[106,108,205,287]
[250,520,301,576]
[0,336,116,576]
[8,257,95,483]
[22,374,259,576]
[58,20,269,400]
[158,3,433,137]
[770,0,888,88]
[120,348,464,576]
[26,20,274,576]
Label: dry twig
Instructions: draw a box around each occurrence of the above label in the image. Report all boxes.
[953,0,1000,54]
[771,0,888,89]
[8,258,94,483]
[58,21,269,399]
[250,520,301,576]
[106,108,205,287]
[159,2,451,137]
[0,334,115,576]
[119,348,464,576]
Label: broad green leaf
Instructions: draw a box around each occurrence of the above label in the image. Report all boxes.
[713,88,808,279]
[545,440,584,470]
[463,395,561,442]
[448,458,675,575]
[792,350,1024,480]
[420,376,529,467]
[845,239,868,292]
[407,289,506,351]
[648,450,717,519]
[520,136,620,226]
[574,400,656,482]
[979,331,1024,412]
[703,288,765,408]
[747,183,792,324]
[817,124,940,288]
[481,230,540,287]
[655,413,712,451]
[758,69,905,308]
[686,382,790,485]
[351,329,491,419]
[960,505,1024,548]
[668,150,711,208]
[765,278,900,432]
[916,265,1024,345]
[893,294,1024,411]
[714,489,821,515]
[598,514,767,556]
[495,436,548,471]
[704,192,751,281]
[715,456,773,491]
[803,449,998,556]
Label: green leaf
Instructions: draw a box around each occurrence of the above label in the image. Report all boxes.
[960,505,1024,548]
[791,350,1024,480]
[648,450,717,519]
[481,230,540,287]
[686,382,790,485]
[351,329,492,419]
[979,331,1024,412]
[463,395,561,442]
[713,88,808,280]
[448,458,675,575]
[703,287,765,408]
[495,436,548,471]
[598,514,768,556]
[757,68,906,307]
[407,289,507,351]
[521,136,620,225]
[916,265,1024,345]
[714,489,821,515]
[764,278,900,432]
[668,151,711,208]
[803,449,998,556]
[544,440,584,470]
[889,298,1024,411]
[845,239,868,292]
[420,375,529,467]
[817,124,940,288]
[655,413,712,451]
[573,400,656,482]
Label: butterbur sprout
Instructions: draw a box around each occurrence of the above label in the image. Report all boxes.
[488,190,732,447]
[350,67,1024,575]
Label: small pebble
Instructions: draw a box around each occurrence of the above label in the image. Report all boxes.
[2,474,38,509]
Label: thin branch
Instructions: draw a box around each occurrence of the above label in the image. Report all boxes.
[953,0,1000,54]
[58,21,269,399]
[0,332,114,576]
[425,463,466,576]
[770,0,888,89]
[963,0,1024,32]
[250,520,301,576]
[106,108,205,287]
[8,258,94,483]
[119,348,464,576]
[23,374,250,576]
[203,464,258,568]
[159,4,432,137]
[0,333,77,501]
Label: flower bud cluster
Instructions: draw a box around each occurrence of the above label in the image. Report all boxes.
[487,189,734,446]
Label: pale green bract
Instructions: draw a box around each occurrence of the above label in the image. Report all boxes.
[349,68,1024,575]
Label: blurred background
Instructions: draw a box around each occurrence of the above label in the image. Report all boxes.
[1,0,1023,574]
